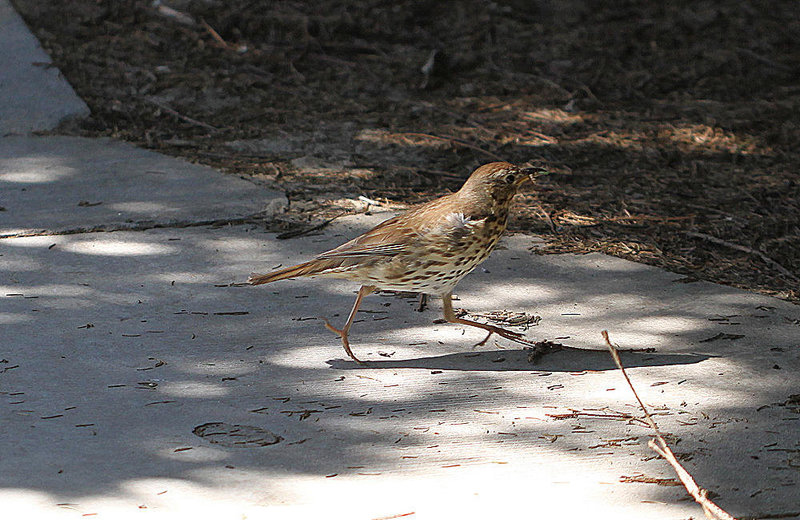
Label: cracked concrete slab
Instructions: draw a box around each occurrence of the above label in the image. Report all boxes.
[1,214,797,519]
[0,0,89,135]
[0,135,285,237]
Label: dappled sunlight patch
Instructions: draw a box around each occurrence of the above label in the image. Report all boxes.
[570,122,765,156]
[264,343,359,369]
[0,312,33,324]
[197,236,269,255]
[522,108,586,124]
[0,489,62,517]
[159,380,230,398]
[657,122,762,155]
[149,271,222,284]
[452,283,562,309]
[0,228,30,237]
[2,235,66,248]
[621,316,704,336]
[106,201,173,214]
[233,419,682,518]
[60,239,177,257]
[443,281,585,311]
[1,283,93,298]
[556,322,689,351]
[579,293,656,310]
[0,158,75,184]
[119,477,255,515]
[155,445,230,463]
[499,381,625,409]
[560,252,659,273]
[260,468,625,519]
[354,128,450,149]
[383,322,489,347]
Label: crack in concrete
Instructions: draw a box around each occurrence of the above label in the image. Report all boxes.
[0,213,269,239]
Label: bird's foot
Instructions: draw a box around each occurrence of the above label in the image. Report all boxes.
[473,324,525,347]
[322,318,344,336]
[323,319,365,365]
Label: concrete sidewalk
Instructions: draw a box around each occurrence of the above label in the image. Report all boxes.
[1,2,798,518]
[2,220,799,519]
[0,135,284,238]
[0,0,89,135]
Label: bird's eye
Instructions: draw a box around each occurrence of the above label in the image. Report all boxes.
[504,173,516,184]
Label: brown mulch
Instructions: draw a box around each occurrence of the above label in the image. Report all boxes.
[12,0,800,302]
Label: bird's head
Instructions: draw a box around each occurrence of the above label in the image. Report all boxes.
[460,161,549,202]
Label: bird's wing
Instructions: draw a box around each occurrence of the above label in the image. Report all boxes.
[315,195,487,262]
[314,213,417,260]
[314,194,463,259]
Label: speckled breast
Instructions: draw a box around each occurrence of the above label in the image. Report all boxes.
[355,213,508,295]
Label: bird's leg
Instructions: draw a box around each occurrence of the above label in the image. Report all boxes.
[416,293,428,312]
[440,292,525,346]
[323,285,376,364]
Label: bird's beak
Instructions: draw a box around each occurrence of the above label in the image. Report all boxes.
[521,167,549,184]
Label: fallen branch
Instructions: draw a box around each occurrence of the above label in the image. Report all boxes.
[602,330,736,520]
[275,213,344,240]
[735,47,794,73]
[545,410,645,422]
[686,231,798,282]
[534,201,558,234]
[143,97,219,133]
[201,19,231,49]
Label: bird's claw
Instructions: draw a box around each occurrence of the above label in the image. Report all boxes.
[474,324,527,347]
[322,318,365,365]
[323,318,343,336]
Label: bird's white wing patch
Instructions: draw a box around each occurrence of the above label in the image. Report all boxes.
[445,212,484,229]
[437,212,486,239]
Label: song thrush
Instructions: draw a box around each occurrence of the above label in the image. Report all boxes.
[248,161,548,363]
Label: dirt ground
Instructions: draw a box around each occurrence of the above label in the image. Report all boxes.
[13,0,800,302]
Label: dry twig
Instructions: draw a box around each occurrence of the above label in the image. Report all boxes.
[144,97,219,133]
[275,213,344,240]
[535,201,558,234]
[200,19,231,49]
[601,330,736,520]
[735,47,795,73]
[686,231,798,282]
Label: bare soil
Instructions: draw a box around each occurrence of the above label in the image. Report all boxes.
[13,0,800,301]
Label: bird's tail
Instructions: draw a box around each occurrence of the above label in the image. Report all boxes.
[247,260,324,285]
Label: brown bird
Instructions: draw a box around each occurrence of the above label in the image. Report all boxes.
[249,161,548,363]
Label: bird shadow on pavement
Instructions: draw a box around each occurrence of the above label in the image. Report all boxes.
[326,346,710,372]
